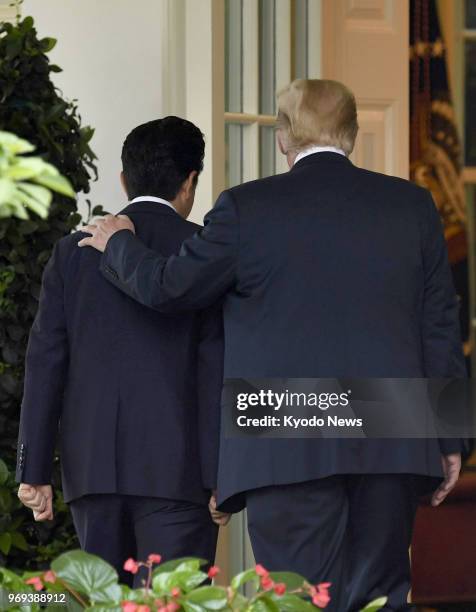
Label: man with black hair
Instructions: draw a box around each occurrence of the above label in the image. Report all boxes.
[16,117,225,584]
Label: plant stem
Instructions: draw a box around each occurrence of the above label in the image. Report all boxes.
[56,577,89,609]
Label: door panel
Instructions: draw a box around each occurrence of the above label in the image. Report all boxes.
[322,0,409,179]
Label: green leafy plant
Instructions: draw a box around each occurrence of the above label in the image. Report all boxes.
[0,130,75,219]
[0,14,97,570]
[0,458,28,560]
[0,550,388,611]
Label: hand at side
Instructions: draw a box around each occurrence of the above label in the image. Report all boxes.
[18,483,54,521]
[431,453,461,506]
[209,492,231,526]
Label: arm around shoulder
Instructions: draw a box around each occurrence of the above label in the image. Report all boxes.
[100,190,240,312]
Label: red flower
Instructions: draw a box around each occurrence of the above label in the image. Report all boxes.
[312,582,331,609]
[260,575,274,591]
[171,587,181,598]
[136,606,150,612]
[121,602,138,612]
[274,582,286,596]
[207,565,220,579]
[147,554,162,565]
[255,564,269,577]
[166,603,180,612]
[43,570,56,584]
[123,558,139,574]
[25,577,43,591]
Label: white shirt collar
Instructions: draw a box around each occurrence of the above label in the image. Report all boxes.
[129,195,177,213]
[294,145,346,166]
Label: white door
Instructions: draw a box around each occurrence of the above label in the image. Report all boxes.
[322,0,409,179]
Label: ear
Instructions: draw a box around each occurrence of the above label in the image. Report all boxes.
[277,131,287,156]
[120,171,128,196]
[183,170,198,197]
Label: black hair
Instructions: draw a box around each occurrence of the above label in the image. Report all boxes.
[121,116,205,201]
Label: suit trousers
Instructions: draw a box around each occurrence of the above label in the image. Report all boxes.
[70,494,218,587]
[246,474,430,612]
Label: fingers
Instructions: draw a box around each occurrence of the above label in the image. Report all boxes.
[78,236,94,247]
[34,497,54,522]
[208,496,231,526]
[432,453,461,507]
[117,215,136,234]
[18,485,54,521]
[18,484,35,503]
[19,487,45,511]
[81,224,97,235]
[211,512,232,527]
[431,473,459,506]
[209,495,217,511]
[431,483,451,506]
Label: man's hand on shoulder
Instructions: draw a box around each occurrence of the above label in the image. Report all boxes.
[78,214,135,253]
[431,452,461,507]
[18,484,54,521]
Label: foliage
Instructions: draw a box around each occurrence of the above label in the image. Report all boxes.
[0,14,97,569]
[0,550,388,612]
[0,130,75,219]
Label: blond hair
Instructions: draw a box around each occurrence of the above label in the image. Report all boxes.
[277,79,358,155]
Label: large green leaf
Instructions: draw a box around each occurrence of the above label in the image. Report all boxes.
[153,557,207,576]
[0,532,12,555]
[269,593,316,611]
[0,587,40,612]
[1,566,30,591]
[51,550,119,603]
[182,602,206,612]
[153,569,208,596]
[34,172,75,198]
[18,182,52,207]
[248,596,280,612]
[0,178,16,202]
[360,597,387,612]
[185,585,229,610]
[268,572,307,591]
[11,531,29,551]
[0,131,35,155]
[4,157,50,180]
[231,569,260,591]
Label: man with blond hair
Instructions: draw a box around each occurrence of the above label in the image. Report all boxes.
[80,80,465,611]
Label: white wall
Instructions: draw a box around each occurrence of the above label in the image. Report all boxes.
[22,0,166,219]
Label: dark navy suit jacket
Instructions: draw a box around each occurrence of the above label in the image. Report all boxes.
[17,200,224,504]
[100,154,467,512]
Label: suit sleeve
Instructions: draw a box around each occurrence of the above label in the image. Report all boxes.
[101,190,239,312]
[420,190,467,455]
[16,243,69,484]
[196,303,224,490]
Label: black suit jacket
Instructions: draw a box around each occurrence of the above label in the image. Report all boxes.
[17,200,224,505]
[100,154,466,512]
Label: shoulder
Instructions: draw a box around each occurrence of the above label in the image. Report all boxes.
[355,165,431,201]
[50,229,98,275]
[227,173,289,201]
[183,219,201,233]
[55,230,89,255]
